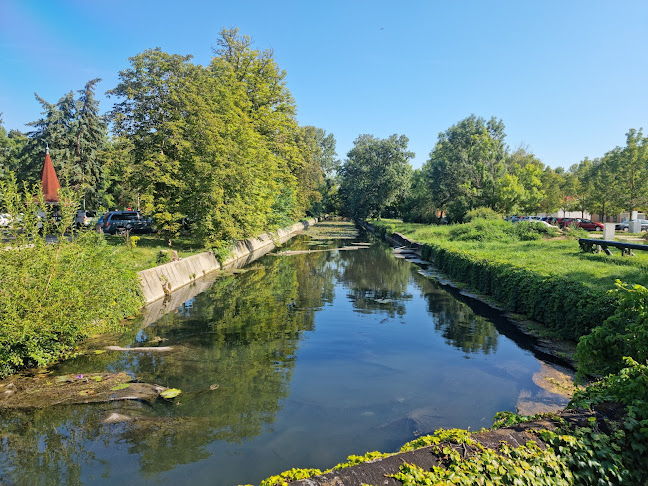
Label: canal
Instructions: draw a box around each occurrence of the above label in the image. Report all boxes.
[0,222,572,485]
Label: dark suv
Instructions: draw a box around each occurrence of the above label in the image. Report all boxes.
[101,211,154,235]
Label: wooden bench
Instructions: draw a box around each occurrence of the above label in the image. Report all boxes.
[579,238,648,256]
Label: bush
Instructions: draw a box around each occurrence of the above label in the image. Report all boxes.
[0,177,143,377]
[447,219,559,243]
[464,207,502,222]
[418,242,614,339]
[576,281,648,376]
[567,358,648,481]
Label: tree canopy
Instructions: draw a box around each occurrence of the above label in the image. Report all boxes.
[338,134,414,220]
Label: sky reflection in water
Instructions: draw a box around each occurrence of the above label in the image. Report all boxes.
[0,232,569,486]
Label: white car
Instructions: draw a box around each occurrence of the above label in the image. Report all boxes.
[0,213,11,227]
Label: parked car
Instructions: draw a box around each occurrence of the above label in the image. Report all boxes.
[74,210,97,228]
[538,220,559,229]
[575,219,604,231]
[615,219,648,232]
[100,210,155,235]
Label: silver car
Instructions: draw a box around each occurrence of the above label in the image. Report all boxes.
[615,219,648,231]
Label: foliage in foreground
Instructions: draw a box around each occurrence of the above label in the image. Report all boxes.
[0,178,143,377]
[576,281,648,377]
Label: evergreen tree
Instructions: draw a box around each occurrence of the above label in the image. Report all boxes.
[22,81,107,206]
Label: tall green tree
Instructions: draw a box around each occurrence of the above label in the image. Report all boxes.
[108,48,197,243]
[0,115,28,182]
[74,79,107,208]
[422,115,507,222]
[339,134,413,220]
[514,160,546,215]
[538,167,565,216]
[616,128,648,214]
[22,81,107,205]
[587,152,624,219]
[108,33,321,245]
[213,28,305,220]
[401,169,437,223]
[307,127,341,216]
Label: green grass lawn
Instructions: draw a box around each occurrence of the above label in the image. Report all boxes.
[372,219,648,294]
[102,233,206,272]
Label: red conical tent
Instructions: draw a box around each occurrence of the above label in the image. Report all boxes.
[41,146,60,203]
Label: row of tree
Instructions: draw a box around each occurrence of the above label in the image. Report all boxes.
[0,29,340,245]
[2,32,646,234]
[337,115,648,223]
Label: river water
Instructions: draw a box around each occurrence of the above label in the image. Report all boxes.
[0,222,572,485]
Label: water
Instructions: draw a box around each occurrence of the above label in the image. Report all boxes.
[0,224,571,485]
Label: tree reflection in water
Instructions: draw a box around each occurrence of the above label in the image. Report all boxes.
[0,233,530,486]
[0,244,334,484]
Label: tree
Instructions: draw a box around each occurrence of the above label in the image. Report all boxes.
[587,152,624,219]
[213,28,306,221]
[502,148,546,215]
[22,81,107,205]
[538,167,564,216]
[401,169,437,223]
[422,115,507,222]
[74,79,107,208]
[339,134,413,220]
[107,49,195,243]
[0,115,28,182]
[616,128,648,214]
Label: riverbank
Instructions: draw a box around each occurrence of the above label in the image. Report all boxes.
[365,222,580,365]
[0,218,317,378]
[365,219,648,342]
[137,218,317,304]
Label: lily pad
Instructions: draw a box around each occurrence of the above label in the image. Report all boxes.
[110,383,131,391]
[160,388,182,399]
[93,350,106,355]
[91,376,103,382]
[78,389,95,396]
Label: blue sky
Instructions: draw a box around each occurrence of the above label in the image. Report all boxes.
[1,1,647,169]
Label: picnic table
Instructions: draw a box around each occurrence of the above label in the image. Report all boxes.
[579,238,648,256]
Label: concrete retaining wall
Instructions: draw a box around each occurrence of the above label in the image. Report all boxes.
[137,218,317,304]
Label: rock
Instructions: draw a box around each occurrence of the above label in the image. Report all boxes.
[103,412,134,424]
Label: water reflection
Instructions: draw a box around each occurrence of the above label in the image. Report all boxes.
[424,286,499,354]
[0,229,570,486]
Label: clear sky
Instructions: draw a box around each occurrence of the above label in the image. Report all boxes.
[1,1,647,169]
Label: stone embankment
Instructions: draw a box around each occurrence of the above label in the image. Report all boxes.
[137,219,317,304]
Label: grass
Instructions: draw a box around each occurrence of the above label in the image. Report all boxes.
[372,219,648,294]
[101,233,207,272]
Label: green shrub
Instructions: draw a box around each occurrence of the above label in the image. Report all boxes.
[418,242,614,339]
[0,178,143,377]
[510,220,560,240]
[566,358,648,481]
[576,281,648,376]
[464,207,502,222]
[210,240,232,265]
[156,250,173,265]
